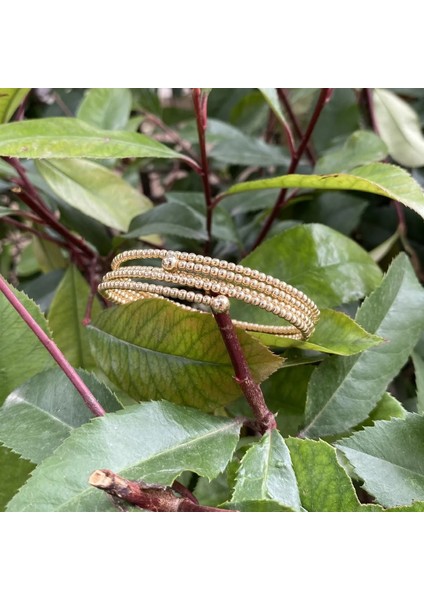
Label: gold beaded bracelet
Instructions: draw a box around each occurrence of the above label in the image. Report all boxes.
[98,249,320,340]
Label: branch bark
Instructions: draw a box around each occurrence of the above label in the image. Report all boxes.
[89,469,235,512]
[213,311,277,434]
[192,88,214,253]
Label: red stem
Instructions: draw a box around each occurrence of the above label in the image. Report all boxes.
[171,481,199,504]
[145,113,201,167]
[277,89,316,165]
[1,216,72,250]
[14,90,31,121]
[361,88,379,133]
[252,88,333,250]
[5,157,97,260]
[0,275,105,417]
[192,88,214,253]
[264,110,277,144]
[213,311,276,434]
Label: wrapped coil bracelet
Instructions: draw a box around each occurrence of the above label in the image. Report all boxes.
[98,249,320,340]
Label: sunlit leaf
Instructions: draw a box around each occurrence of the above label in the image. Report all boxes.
[252,309,383,356]
[87,298,282,410]
[0,88,30,124]
[258,88,289,131]
[77,88,132,131]
[315,130,387,173]
[230,224,382,315]
[373,88,424,167]
[0,117,184,160]
[36,158,152,231]
[224,162,424,220]
[287,438,370,512]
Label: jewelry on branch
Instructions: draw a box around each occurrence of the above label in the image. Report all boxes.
[98,249,320,340]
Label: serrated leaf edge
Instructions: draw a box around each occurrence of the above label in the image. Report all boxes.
[7,402,242,512]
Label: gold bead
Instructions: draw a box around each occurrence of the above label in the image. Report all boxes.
[162,253,178,271]
[211,295,230,313]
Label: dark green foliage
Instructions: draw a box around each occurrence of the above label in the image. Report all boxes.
[1,88,424,512]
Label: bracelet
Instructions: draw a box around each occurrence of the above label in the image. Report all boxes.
[98,249,320,340]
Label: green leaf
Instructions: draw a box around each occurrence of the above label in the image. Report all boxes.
[0,368,121,464]
[0,117,183,160]
[295,192,368,236]
[48,265,102,369]
[87,298,282,410]
[0,88,30,124]
[360,392,407,428]
[412,352,424,415]
[193,472,231,508]
[0,282,54,404]
[312,89,360,153]
[32,234,67,273]
[16,241,40,277]
[261,365,313,437]
[252,308,383,356]
[373,88,424,168]
[0,207,14,217]
[0,447,33,511]
[7,401,242,511]
[231,224,382,314]
[315,131,387,174]
[258,88,289,131]
[336,414,424,507]
[369,230,400,263]
[286,438,364,511]
[77,88,132,131]
[125,202,207,241]
[227,499,295,512]
[133,89,162,117]
[0,157,17,179]
[387,502,424,512]
[229,430,301,511]
[303,254,424,438]
[204,119,289,167]
[36,158,153,231]
[224,162,424,221]
[166,191,239,244]
[20,270,64,313]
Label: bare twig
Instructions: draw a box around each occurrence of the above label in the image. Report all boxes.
[277,89,316,165]
[252,88,333,249]
[5,157,97,260]
[1,216,71,250]
[89,470,235,512]
[192,88,214,253]
[212,311,277,434]
[145,113,200,165]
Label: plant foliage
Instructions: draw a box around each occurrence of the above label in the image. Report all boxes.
[1,87,424,512]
